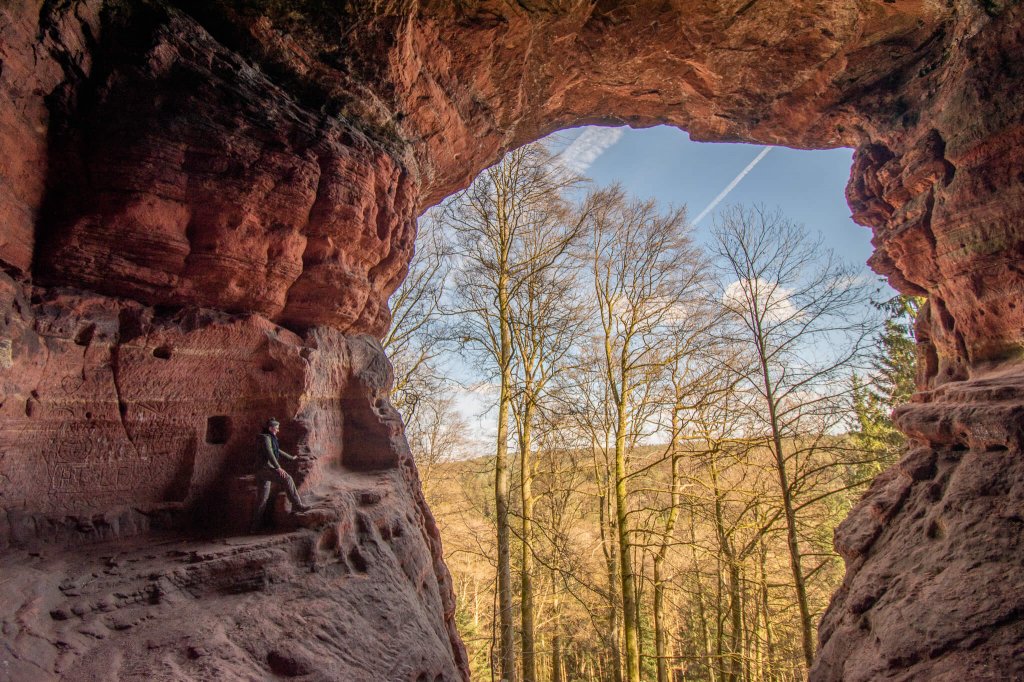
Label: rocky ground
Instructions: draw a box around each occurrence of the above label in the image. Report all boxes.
[0,466,464,681]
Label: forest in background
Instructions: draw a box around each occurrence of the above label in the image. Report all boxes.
[383,142,921,682]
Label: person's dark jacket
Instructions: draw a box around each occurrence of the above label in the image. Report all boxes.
[258,431,296,471]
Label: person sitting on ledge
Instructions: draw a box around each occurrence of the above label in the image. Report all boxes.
[250,417,310,533]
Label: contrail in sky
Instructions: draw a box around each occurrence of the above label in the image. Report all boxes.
[555,127,624,176]
[692,146,773,225]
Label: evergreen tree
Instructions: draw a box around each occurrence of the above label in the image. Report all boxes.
[852,293,924,472]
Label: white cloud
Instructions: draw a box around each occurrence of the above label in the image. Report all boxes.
[465,381,499,397]
[452,383,498,450]
[554,127,625,176]
[723,277,796,324]
[693,146,772,225]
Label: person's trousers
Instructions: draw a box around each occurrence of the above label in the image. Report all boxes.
[250,468,304,531]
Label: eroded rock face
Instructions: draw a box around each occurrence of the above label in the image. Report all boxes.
[0,269,467,678]
[816,371,1024,681]
[0,467,465,681]
[34,2,415,335]
[1,0,1023,679]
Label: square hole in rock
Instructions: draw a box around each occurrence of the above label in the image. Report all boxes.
[205,415,232,445]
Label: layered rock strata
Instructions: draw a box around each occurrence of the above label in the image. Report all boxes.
[0,272,466,678]
[816,370,1024,681]
[1,0,1023,679]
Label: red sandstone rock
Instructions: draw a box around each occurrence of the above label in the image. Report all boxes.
[0,274,467,678]
[8,0,1019,369]
[0,1,93,275]
[0,470,466,680]
[30,6,414,335]
[816,368,1024,681]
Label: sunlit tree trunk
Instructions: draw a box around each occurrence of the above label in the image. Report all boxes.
[611,367,641,682]
[689,516,716,682]
[752,564,763,682]
[551,595,563,682]
[520,394,537,682]
[759,361,814,669]
[444,143,592,682]
[585,190,704,682]
[653,557,669,682]
[759,537,774,682]
[711,206,877,671]
[586,431,624,682]
[603,486,625,682]
[655,410,684,682]
[710,459,742,682]
[494,201,516,681]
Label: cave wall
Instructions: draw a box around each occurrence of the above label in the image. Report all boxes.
[1,0,1023,679]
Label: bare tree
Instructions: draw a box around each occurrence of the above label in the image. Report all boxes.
[710,204,877,670]
[384,211,450,425]
[384,212,471,493]
[582,186,706,682]
[405,393,470,494]
[564,337,626,682]
[651,325,726,682]
[509,248,586,682]
[442,142,588,682]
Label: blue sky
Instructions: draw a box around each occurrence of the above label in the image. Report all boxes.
[440,125,891,446]
[552,125,876,266]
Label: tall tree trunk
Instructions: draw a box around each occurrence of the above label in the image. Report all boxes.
[710,461,743,682]
[552,633,562,682]
[728,560,742,682]
[758,537,774,682]
[715,552,725,681]
[774,442,814,671]
[496,270,516,682]
[520,397,537,682]
[599,468,624,682]
[752,562,763,682]
[653,559,668,682]
[749,561,757,679]
[690,517,715,682]
[757,346,819,667]
[608,511,625,682]
[614,390,641,682]
[551,594,563,682]
[758,354,814,670]
[655,432,683,682]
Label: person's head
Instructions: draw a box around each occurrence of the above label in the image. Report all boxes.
[266,418,280,435]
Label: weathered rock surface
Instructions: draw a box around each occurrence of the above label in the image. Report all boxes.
[14,0,1022,368]
[0,271,466,678]
[1,0,1024,679]
[0,272,399,528]
[32,2,416,335]
[0,469,464,681]
[817,369,1024,681]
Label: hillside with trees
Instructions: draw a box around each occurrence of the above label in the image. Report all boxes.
[385,141,918,682]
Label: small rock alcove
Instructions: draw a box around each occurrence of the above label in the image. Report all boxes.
[204,415,232,445]
[0,1,1022,680]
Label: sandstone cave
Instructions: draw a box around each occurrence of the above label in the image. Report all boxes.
[1,1,1022,680]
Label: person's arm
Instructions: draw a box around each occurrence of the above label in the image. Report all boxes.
[279,448,297,462]
[261,435,282,469]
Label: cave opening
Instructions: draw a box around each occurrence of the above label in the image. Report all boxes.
[390,125,907,681]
